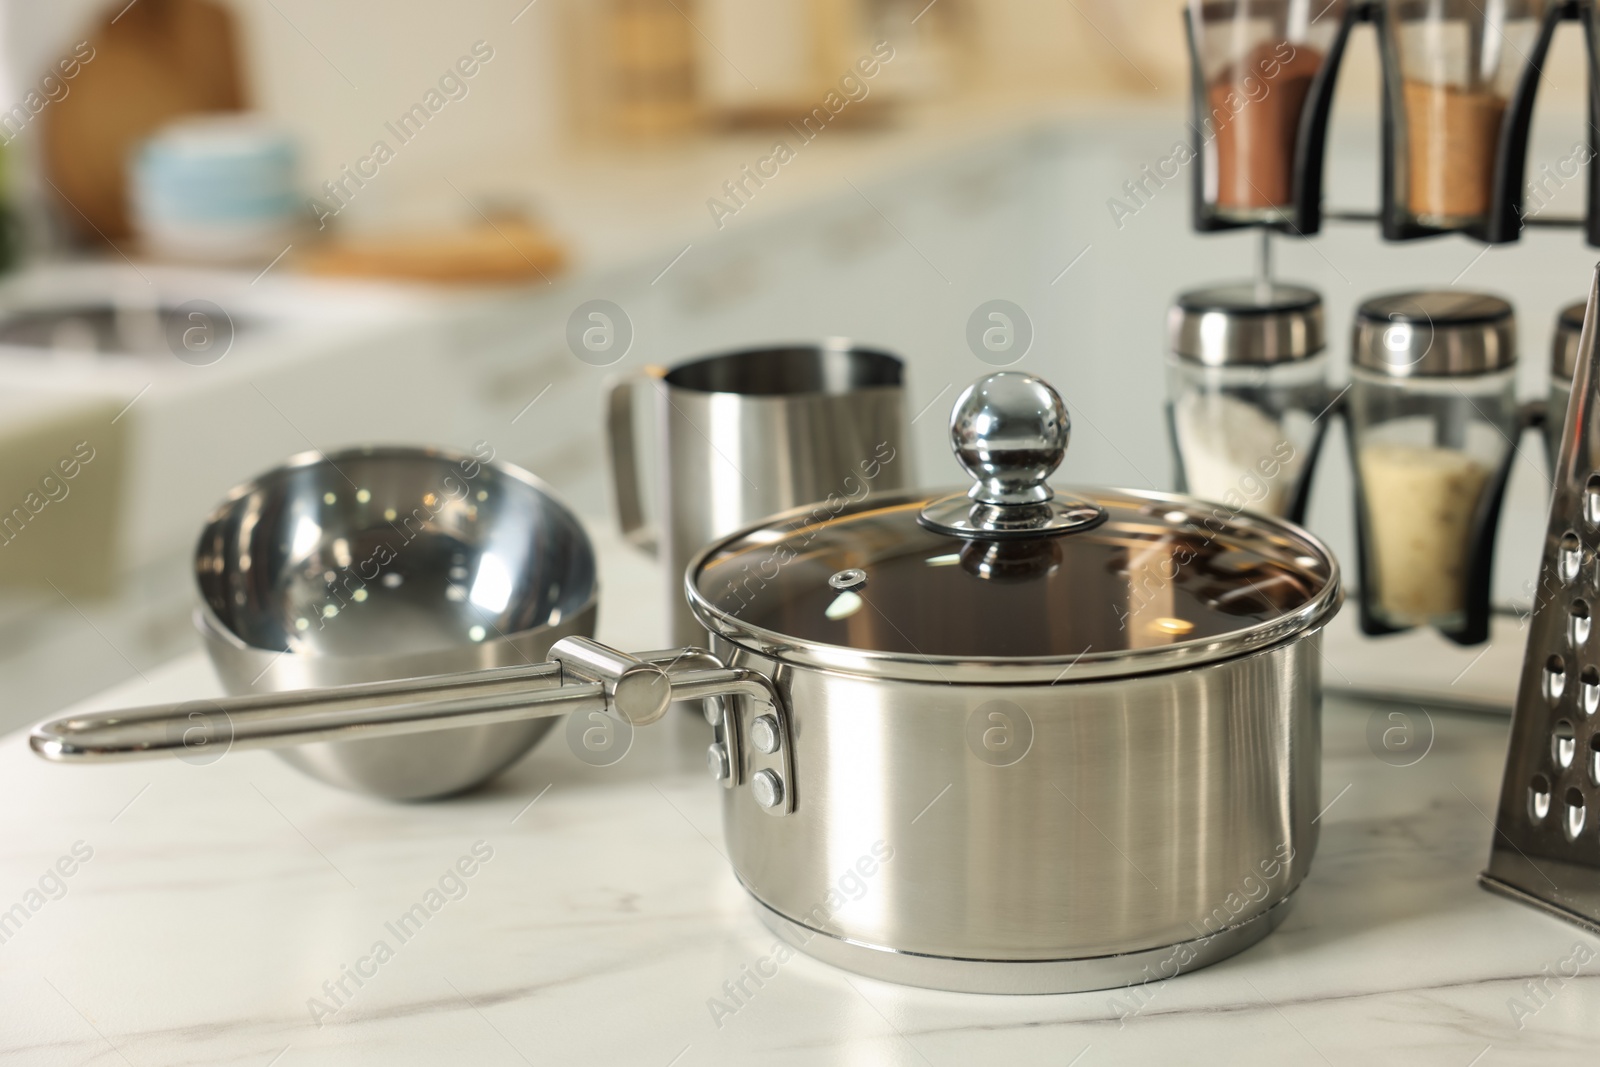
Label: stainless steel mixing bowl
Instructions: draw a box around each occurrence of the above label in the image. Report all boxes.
[193,445,598,800]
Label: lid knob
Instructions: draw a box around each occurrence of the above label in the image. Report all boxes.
[920,372,1107,541]
[951,372,1070,506]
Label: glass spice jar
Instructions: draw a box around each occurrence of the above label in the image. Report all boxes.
[1348,291,1518,637]
[1378,0,1548,234]
[1186,0,1349,226]
[1166,282,1328,521]
[1548,299,1585,473]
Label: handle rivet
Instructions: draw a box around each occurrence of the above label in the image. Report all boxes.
[706,742,731,781]
[751,769,784,809]
[750,715,781,754]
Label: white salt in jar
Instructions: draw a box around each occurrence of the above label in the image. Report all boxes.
[1166,282,1329,522]
[1349,290,1519,642]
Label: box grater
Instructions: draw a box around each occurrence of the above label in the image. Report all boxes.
[1481,266,1600,933]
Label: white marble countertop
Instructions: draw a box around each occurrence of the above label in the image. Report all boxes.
[2,524,1598,1066]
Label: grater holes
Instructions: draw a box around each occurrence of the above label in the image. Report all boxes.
[1572,600,1593,647]
[1591,735,1600,787]
[1560,531,1583,584]
[1545,654,1568,703]
[1554,720,1577,769]
[1587,474,1600,527]
[1531,774,1552,821]
[1564,788,1587,841]
[1583,666,1600,716]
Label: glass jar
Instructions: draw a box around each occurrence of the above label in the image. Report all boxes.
[1349,291,1518,639]
[1548,299,1585,472]
[1378,0,1548,236]
[1186,0,1349,228]
[1166,282,1328,522]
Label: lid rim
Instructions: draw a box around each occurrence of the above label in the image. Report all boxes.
[684,487,1344,684]
[700,619,1336,685]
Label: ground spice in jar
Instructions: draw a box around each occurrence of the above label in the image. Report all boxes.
[1209,41,1324,212]
[1358,442,1491,624]
[1402,79,1507,222]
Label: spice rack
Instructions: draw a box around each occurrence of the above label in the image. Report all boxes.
[1183,0,1600,938]
[1172,0,1600,649]
[1186,0,1592,245]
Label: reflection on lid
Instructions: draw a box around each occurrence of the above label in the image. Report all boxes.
[825,591,864,621]
[961,539,1062,583]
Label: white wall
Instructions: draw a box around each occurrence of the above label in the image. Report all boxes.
[224,0,562,230]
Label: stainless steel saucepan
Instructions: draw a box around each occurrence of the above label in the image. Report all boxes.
[33,372,1342,994]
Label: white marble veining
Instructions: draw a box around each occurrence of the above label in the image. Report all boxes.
[1,527,1597,1067]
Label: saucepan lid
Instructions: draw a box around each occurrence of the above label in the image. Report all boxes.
[687,372,1342,684]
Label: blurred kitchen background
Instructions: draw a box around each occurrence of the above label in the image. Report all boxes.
[0,0,1591,730]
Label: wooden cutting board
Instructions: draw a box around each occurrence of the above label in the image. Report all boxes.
[296,222,568,285]
[41,0,245,243]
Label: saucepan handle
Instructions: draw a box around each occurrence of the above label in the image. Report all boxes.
[30,640,727,763]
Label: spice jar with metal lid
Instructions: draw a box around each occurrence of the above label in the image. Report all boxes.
[1167,281,1329,523]
[1348,291,1519,643]
[1184,0,1354,231]
[1375,0,1554,241]
[1547,299,1586,472]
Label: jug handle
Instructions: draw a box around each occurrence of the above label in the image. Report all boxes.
[606,367,665,556]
